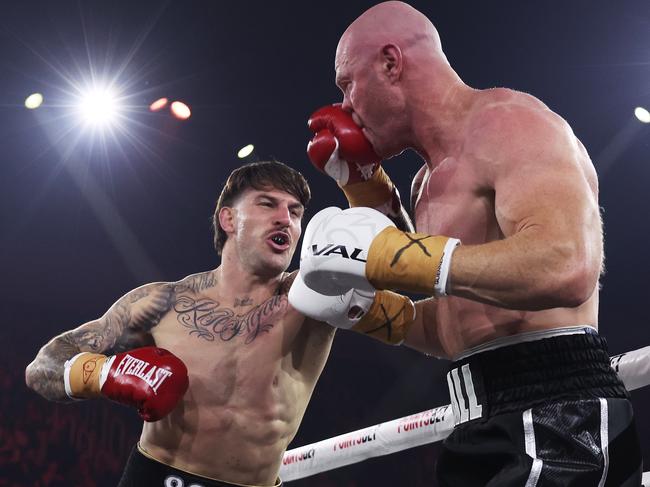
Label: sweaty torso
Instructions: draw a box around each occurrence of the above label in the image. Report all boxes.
[138,271,333,485]
[412,89,600,359]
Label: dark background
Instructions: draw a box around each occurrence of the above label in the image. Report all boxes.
[1,1,649,485]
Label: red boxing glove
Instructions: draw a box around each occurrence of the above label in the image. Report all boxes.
[307,103,381,186]
[64,346,189,422]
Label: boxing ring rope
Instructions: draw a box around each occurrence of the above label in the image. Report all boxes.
[280,345,650,484]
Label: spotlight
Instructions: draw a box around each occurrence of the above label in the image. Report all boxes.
[25,93,44,109]
[634,107,650,124]
[170,101,191,120]
[149,97,168,112]
[237,144,255,159]
[77,86,121,126]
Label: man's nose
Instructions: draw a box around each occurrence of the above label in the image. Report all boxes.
[341,95,353,113]
[273,206,291,226]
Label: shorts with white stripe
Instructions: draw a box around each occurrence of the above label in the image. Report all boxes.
[436,332,642,486]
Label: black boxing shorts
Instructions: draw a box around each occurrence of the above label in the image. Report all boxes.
[117,444,283,487]
[436,326,642,487]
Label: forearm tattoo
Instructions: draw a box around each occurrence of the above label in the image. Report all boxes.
[26,284,174,402]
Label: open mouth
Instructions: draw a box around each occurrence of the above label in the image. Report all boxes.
[267,232,291,252]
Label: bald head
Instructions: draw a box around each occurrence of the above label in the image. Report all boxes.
[336,1,446,70]
[333,2,465,159]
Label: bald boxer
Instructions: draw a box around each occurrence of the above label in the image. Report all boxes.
[26,161,401,487]
[298,2,642,485]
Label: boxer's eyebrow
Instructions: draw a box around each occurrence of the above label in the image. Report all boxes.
[335,74,348,89]
[289,202,304,216]
[256,194,303,214]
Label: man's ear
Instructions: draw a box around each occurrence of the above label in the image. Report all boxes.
[218,207,236,235]
[381,44,403,82]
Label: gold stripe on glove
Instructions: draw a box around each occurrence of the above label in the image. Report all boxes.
[341,166,395,208]
[367,227,451,295]
[67,353,107,398]
[351,290,415,345]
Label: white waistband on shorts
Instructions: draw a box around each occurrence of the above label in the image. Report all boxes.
[453,325,597,362]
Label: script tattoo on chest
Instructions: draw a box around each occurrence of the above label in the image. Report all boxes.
[234,297,253,307]
[173,293,286,344]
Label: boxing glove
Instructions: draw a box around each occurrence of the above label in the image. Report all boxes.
[307,104,401,213]
[300,206,461,297]
[289,271,415,345]
[64,346,189,422]
[299,206,394,296]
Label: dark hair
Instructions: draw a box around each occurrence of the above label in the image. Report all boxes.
[212,160,311,255]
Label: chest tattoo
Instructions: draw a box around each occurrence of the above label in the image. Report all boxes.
[173,294,286,343]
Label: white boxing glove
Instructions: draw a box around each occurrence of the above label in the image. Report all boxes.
[288,271,375,330]
[288,271,416,345]
[302,207,461,298]
[299,206,394,296]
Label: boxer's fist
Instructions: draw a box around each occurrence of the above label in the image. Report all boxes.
[307,103,380,186]
[299,206,394,296]
[300,206,460,297]
[288,270,375,328]
[64,346,189,422]
[101,347,189,421]
[289,271,415,345]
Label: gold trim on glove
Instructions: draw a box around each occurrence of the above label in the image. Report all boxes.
[367,227,452,295]
[67,353,107,398]
[341,166,394,208]
[352,290,415,345]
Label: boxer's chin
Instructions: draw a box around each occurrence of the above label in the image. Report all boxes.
[374,141,406,160]
[365,130,404,160]
[260,251,291,276]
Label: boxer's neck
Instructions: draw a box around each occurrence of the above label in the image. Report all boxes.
[213,257,284,301]
[409,81,475,168]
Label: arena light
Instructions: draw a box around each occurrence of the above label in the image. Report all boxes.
[237,144,254,159]
[634,107,650,124]
[25,93,43,109]
[76,86,121,126]
[149,97,168,112]
[170,100,191,120]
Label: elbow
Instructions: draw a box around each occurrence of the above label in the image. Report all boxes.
[553,268,595,308]
[540,249,599,309]
[25,361,38,391]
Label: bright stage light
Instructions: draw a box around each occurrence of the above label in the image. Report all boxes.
[77,87,121,126]
[634,107,650,124]
[149,97,168,111]
[25,93,44,109]
[237,144,254,159]
[170,101,191,120]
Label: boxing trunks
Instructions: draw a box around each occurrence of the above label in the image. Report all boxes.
[117,444,283,487]
[437,326,642,486]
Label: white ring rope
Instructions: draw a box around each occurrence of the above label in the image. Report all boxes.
[280,345,650,483]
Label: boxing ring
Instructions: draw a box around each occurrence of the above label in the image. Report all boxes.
[280,345,650,485]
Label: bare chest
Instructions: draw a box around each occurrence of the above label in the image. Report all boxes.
[414,157,499,244]
[150,292,305,405]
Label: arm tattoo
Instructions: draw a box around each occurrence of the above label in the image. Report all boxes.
[128,286,151,304]
[26,283,175,402]
[174,293,287,344]
[25,333,84,402]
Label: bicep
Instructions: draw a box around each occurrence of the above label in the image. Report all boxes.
[61,282,170,354]
[293,317,336,381]
[491,117,598,243]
